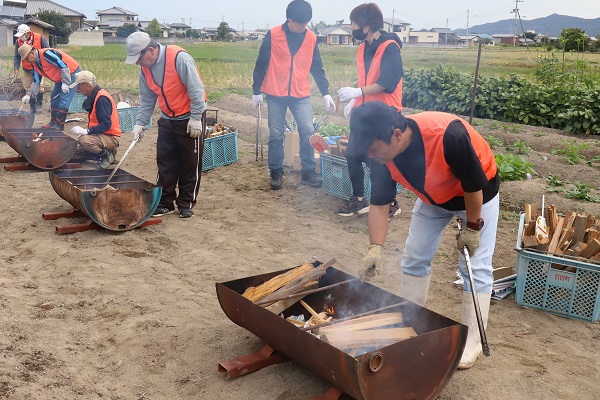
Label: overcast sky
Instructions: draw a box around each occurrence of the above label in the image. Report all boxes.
[62,0,600,31]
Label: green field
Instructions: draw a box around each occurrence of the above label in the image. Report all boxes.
[3,42,600,100]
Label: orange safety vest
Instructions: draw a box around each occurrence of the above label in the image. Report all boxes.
[88,89,121,137]
[32,48,79,83]
[17,32,43,71]
[142,46,206,118]
[261,25,316,98]
[356,40,403,111]
[388,112,497,205]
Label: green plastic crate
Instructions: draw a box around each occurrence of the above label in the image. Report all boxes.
[515,213,600,322]
[202,132,238,171]
[68,93,86,113]
[117,106,152,132]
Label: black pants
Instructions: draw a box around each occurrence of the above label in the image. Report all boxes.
[156,118,204,210]
[347,153,369,198]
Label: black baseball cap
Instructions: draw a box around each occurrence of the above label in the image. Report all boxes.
[346,101,406,156]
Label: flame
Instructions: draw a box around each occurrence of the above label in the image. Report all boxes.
[326,306,334,316]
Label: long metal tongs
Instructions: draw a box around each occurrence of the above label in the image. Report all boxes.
[457,218,491,357]
[255,103,263,161]
[101,138,138,187]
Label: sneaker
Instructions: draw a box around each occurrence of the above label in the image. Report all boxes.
[301,170,322,187]
[335,196,370,216]
[270,169,283,190]
[179,207,194,218]
[152,206,175,217]
[98,149,116,169]
[388,199,401,220]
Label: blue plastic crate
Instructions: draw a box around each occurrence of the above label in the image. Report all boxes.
[68,93,86,113]
[321,153,401,201]
[202,131,238,171]
[515,213,600,322]
[117,106,152,132]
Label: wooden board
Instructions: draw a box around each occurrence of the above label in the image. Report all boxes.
[319,312,403,334]
[324,327,418,349]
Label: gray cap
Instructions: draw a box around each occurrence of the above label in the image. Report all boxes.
[69,71,96,88]
[125,31,151,64]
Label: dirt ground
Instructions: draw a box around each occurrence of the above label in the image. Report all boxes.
[1,93,599,400]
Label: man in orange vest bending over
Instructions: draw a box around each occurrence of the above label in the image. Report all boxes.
[13,24,49,115]
[252,0,336,189]
[68,71,121,169]
[348,101,500,370]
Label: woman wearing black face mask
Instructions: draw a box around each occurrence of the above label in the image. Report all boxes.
[335,3,404,219]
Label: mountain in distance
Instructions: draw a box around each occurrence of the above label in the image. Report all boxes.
[454,14,600,38]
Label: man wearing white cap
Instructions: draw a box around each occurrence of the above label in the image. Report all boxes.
[13,24,49,114]
[18,43,81,130]
[68,71,121,169]
[124,31,207,219]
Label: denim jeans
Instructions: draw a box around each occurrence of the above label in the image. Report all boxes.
[400,193,499,294]
[266,95,315,174]
[49,67,81,110]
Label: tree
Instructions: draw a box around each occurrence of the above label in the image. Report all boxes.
[37,10,72,45]
[146,18,163,38]
[117,23,138,38]
[217,22,232,41]
[186,29,199,39]
[559,28,590,52]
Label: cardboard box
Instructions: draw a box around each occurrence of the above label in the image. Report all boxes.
[284,131,299,168]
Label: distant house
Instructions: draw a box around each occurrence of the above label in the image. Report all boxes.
[383,17,410,43]
[492,34,517,45]
[169,22,190,36]
[96,6,137,23]
[431,27,458,44]
[24,0,86,31]
[314,25,353,45]
[409,29,439,44]
[457,34,482,46]
[245,30,266,41]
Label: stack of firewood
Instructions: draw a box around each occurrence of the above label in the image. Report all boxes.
[522,204,600,268]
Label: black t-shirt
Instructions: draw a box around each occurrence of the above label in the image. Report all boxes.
[369,118,500,210]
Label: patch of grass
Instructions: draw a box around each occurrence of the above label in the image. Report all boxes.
[506,139,531,155]
[499,210,521,221]
[550,139,589,165]
[565,182,600,202]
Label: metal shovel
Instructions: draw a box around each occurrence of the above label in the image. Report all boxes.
[457,218,491,357]
[101,139,138,187]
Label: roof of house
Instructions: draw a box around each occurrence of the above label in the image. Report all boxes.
[169,22,190,29]
[383,17,409,26]
[431,27,454,34]
[0,17,19,25]
[24,17,54,29]
[96,6,137,16]
[316,26,352,35]
[0,5,26,19]
[26,0,85,18]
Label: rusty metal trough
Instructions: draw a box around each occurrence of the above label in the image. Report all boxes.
[2,128,77,170]
[48,169,162,232]
[217,265,467,400]
[0,109,34,136]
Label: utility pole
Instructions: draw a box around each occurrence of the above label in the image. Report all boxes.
[445,18,448,45]
[466,10,469,48]
[512,0,522,47]
[391,9,395,33]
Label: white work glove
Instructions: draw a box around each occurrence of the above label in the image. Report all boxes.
[14,70,19,77]
[322,94,336,113]
[187,118,203,138]
[344,98,357,120]
[22,94,31,103]
[131,125,145,142]
[71,126,88,136]
[358,244,384,281]
[252,94,263,108]
[337,86,363,102]
[61,83,69,93]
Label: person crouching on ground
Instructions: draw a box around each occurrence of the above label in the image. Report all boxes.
[348,101,500,369]
[69,71,120,169]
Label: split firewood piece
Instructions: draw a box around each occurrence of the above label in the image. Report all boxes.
[265,281,318,315]
[568,214,589,250]
[522,236,538,249]
[548,217,565,253]
[585,226,599,245]
[319,312,403,334]
[242,261,314,302]
[307,312,331,327]
[257,259,336,305]
[324,327,418,350]
[581,239,600,259]
[300,300,327,324]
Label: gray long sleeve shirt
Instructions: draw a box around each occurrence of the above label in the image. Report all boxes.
[135,44,206,126]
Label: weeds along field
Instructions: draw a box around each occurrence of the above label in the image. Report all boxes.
[3,42,600,100]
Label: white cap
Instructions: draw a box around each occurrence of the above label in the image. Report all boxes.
[69,71,96,88]
[125,31,151,64]
[14,24,30,37]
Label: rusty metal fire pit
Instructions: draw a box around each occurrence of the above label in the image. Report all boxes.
[46,169,162,232]
[1,128,78,170]
[0,109,34,138]
[216,264,467,400]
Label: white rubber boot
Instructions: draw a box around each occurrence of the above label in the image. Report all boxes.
[398,273,431,306]
[458,291,491,369]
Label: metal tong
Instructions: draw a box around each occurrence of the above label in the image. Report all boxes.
[255,103,263,161]
[457,218,491,358]
[101,139,138,187]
